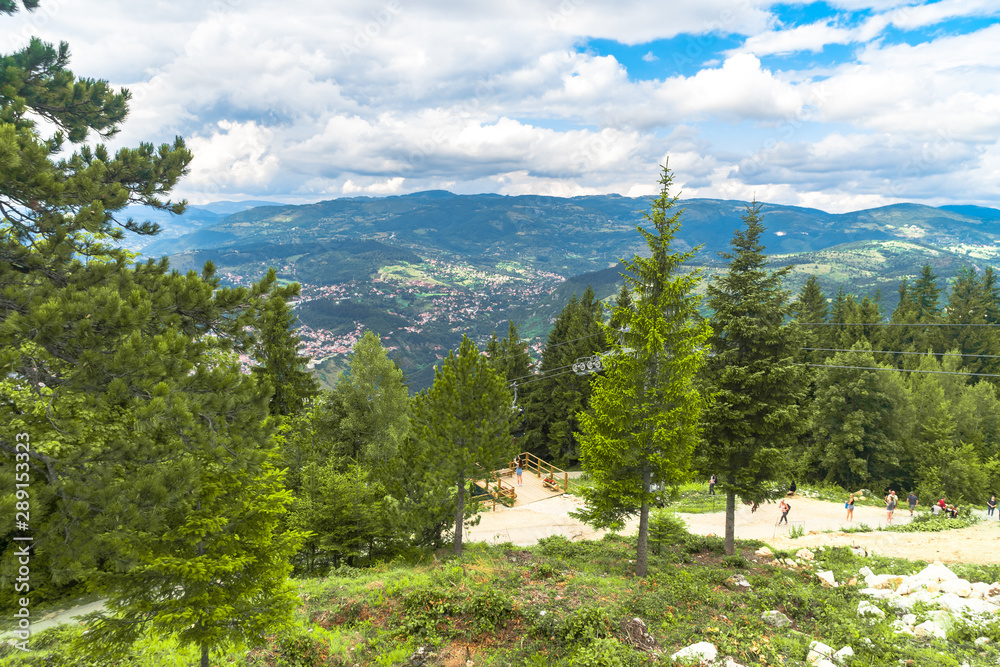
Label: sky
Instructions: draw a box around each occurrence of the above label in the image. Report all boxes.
[5,0,1000,212]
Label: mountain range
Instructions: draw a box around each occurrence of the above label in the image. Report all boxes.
[132,192,1000,389]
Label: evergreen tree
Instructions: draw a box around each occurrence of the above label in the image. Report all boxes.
[791,275,829,364]
[0,18,301,663]
[807,347,908,489]
[251,283,319,416]
[486,320,532,384]
[329,330,410,468]
[521,287,608,465]
[410,336,514,555]
[575,165,710,577]
[701,200,804,555]
[945,267,1000,376]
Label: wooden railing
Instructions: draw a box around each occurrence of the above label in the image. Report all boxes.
[472,465,517,511]
[501,451,573,494]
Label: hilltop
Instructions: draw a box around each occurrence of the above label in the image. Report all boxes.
[132,193,1000,389]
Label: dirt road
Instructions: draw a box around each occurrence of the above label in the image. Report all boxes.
[468,493,1000,565]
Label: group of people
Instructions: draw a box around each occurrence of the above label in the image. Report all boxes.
[931,497,960,518]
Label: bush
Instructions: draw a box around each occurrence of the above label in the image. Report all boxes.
[464,588,514,633]
[559,606,615,645]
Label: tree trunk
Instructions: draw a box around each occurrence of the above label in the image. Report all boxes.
[453,474,465,555]
[201,644,209,667]
[725,489,736,556]
[635,465,651,577]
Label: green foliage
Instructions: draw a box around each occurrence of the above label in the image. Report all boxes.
[701,199,805,555]
[0,20,303,665]
[464,588,514,633]
[409,335,515,554]
[522,287,609,466]
[329,330,411,467]
[558,606,614,644]
[576,164,710,577]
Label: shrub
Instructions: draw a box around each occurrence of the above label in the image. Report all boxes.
[559,606,615,645]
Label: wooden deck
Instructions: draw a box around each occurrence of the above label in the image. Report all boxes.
[475,454,572,508]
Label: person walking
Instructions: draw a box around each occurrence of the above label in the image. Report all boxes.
[778,499,790,525]
[907,491,918,517]
[885,490,897,524]
[846,493,855,522]
[988,495,997,518]
[709,474,717,496]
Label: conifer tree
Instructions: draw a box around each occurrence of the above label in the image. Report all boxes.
[575,165,710,577]
[486,320,532,384]
[0,14,303,664]
[410,336,514,555]
[521,287,607,465]
[701,200,804,555]
[791,275,829,363]
[251,283,320,416]
[330,330,410,468]
[807,347,908,489]
[945,267,1000,376]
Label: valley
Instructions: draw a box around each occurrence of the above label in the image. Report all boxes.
[141,192,1000,389]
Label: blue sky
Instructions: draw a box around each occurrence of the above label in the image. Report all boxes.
[6,0,1000,212]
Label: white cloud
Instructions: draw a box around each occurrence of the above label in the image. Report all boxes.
[4,0,1000,211]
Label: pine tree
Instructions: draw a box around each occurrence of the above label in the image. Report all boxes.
[521,288,607,465]
[945,267,1000,376]
[410,336,514,555]
[0,16,302,663]
[575,164,710,577]
[486,320,532,384]
[791,275,829,363]
[701,200,804,555]
[808,347,908,489]
[330,330,410,468]
[251,281,320,416]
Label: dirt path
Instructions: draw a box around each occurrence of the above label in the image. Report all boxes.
[468,493,1000,565]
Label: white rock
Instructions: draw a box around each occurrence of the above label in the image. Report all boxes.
[859,566,874,578]
[975,636,991,646]
[816,570,837,588]
[890,619,914,635]
[969,581,993,600]
[985,582,1000,599]
[859,587,893,599]
[814,661,837,667]
[926,610,955,631]
[913,561,958,583]
[851,546,867,557]
[671,641,717,664]
[832,646,854,664]
[755,546,773,558]
[940,578,973,598]
[914,620,947,639]
[857,600,886,619]
[938,593,970,615]
[796,548,815,561]
[807,640,833,664]
[903,613,917,625]
[722,659,746,667]
[761,610,792,628]
[887,595,915,612]
[895,578,924,596]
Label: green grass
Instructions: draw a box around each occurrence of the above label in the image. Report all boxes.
[8,522,1000,667]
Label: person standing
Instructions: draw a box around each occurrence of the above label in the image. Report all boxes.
[846,493,855,522]
[515,458,524,486]
[778,499,790,525]
[709,474,717,496]
[989,495,997,518]
[907,491,918,517]
[886,490,897,524]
